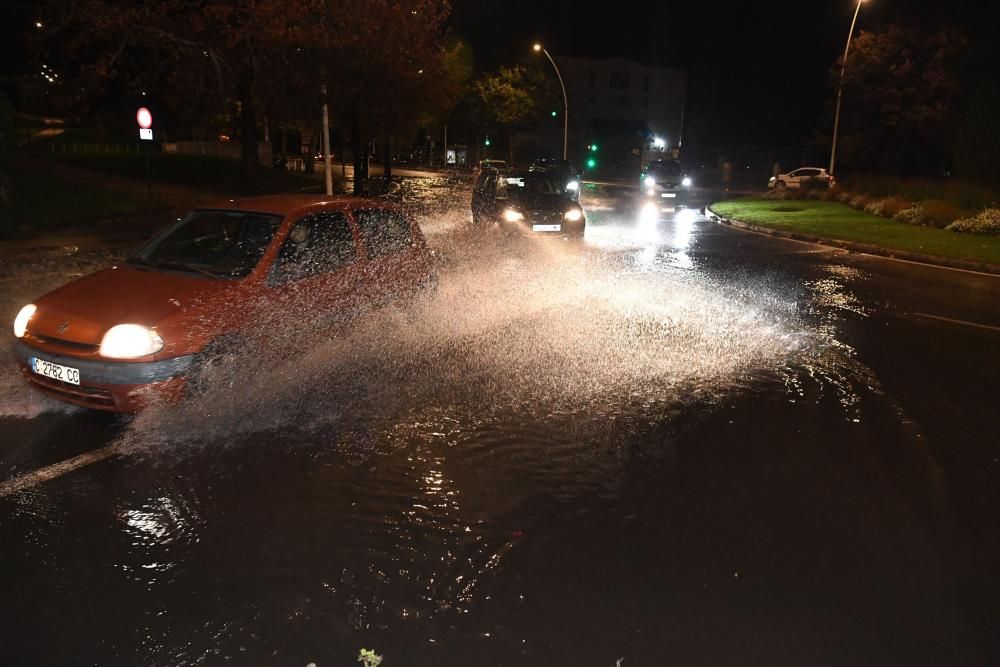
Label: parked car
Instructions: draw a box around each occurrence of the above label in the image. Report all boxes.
[479,159,507,171]
[640,159,692,198]
[529,158,582,202]
[11,195,434,412]
[471,168,585,236]
[768,167,834,190]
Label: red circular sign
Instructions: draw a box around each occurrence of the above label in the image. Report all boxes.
[136,107,153,129]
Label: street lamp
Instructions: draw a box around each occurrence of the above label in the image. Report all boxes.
[829,0,867,177]
[533,43,568,160]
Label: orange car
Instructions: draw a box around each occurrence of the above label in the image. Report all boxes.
[11,195,434,412]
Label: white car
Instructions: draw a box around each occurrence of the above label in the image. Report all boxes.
[768,167,834,190]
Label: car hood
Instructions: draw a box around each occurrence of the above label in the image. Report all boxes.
[30,265,234,346]
[509,194,576,213]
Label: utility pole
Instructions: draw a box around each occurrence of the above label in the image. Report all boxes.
[321,85,333,196]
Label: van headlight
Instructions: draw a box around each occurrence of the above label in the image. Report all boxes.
[502,209,524,222]
[565,180,580,191]
[100,324,164,359]
[563,208,583,222]
[644,177,656,188]
[13,304,36,338]
[682,177,692,187]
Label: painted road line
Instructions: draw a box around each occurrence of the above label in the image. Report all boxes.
[913,313,1000,333]
[0,443,127,498]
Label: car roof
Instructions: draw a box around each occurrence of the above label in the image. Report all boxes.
[195,194,394,218]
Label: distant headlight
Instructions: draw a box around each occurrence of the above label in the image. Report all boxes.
[13,304,36,338]
[682,177,692,187]
[564,208,583,222]
[99,324,164,359]
[644,177,656,188]
[502,208,524,223]
[565,180,580,191]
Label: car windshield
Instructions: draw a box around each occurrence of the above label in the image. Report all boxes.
[505,174,566,197]
[648,161,684,177]
[132,210,283,278]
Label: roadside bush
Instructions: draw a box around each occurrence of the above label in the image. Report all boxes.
[864,200,886,216]
[947,207,1000,235]
[864,196,911,218]
[836,189,855,203]
[849,195,871,210]
[919,199,968,229]
[762,187,792,200]
[837,174,999,211]
[893,206,927,226]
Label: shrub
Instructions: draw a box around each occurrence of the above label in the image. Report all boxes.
[837,175,1000,210]
[849,195,871,210]
[836,189,855,203]
[864,200,886,216]
[763,187,791,200]
[880,196,911,218]
[893,206,927,226]
[947,207,1000,235]
[865,196,912,219]
[919,199,968,229]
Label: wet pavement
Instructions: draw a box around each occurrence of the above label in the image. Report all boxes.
[1,182,999,666]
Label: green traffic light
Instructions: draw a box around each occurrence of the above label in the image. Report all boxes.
[590,143,598,152]
[551,111,557,117]
[484,138,491,146]
[586,158,596,169]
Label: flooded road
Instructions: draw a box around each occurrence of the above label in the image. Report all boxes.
[1,182,999,665]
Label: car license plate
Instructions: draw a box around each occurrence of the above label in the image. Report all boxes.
[30,357,81,385]
[532,224,561,232]
[661,193,677,198]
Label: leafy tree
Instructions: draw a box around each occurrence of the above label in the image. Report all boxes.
[317,0,459,193]
[833,25,964,176]
[475,64,557,163]
[33,0,321,193]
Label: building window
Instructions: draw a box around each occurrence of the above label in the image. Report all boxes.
[609,72,630,90]
[643,74,649,92]
[588,69,595,88]
[612,95,629,106]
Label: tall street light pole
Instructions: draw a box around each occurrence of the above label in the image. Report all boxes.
[534,43,568,160]
[829,0,866,177]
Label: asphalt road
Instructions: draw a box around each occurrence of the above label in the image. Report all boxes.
[1,183,998,666]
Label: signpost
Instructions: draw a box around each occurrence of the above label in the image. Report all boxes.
[136,107,153,199]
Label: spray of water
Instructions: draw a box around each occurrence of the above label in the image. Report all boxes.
[121,219,823,455]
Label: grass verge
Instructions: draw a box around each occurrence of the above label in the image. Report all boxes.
[710,198,1000,266]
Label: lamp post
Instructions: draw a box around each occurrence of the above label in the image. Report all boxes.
[533,43,568,160]
[829,0,866,177]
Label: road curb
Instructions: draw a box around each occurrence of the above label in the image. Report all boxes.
[706,206,1000,277]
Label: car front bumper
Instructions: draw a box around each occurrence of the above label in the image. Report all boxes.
[14,340,196,412]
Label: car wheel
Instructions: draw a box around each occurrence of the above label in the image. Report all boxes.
[184,335,243,399]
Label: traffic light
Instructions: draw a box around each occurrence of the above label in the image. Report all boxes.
[551,110,557,117]
[586,157,596,169]
[484,137,491,146]
[589,143,599,152]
